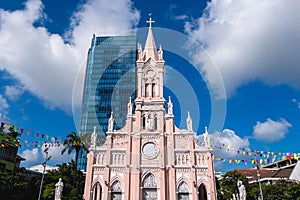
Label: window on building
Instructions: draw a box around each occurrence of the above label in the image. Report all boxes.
[177,182,189,200]
[111,180,122,200]
[152,83,156,97]
[92,182,102,200]
[142,173,157,200]
[145,83,151,97]
[154,116,158,130]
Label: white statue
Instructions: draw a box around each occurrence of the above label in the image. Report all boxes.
[167,96,173,115]
[55,178,63,200]
[158,44,163,60]
[203,127,210,147]
[237,180,246,200]
[138,43,143,61]
[108,112,114,132]
[146,117,154,131]
[91,126,97,147]
[127,97,132,115]
[186,111,193,131]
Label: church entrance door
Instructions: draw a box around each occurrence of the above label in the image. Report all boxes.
[198,184,207,200]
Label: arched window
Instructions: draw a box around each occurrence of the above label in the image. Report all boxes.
[154,116,158,130]
[198,184,207,200]
[142,173,157,200]
[177,182,189,200]
[145,83,151,97]
[111,181,122,200]
[142,116,146,130]
[152,83,156,97]
[92,182,102,200]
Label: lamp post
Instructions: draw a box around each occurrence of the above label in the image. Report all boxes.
[38,147,52,200]
[256,164,264,200]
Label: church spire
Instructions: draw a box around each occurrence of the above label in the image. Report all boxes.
[144,13,158,61]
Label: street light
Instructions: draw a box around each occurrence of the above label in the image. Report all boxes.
[38,147,52,200]
[256,164,264,200]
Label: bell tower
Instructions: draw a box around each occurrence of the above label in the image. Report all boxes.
[135,14,166,133]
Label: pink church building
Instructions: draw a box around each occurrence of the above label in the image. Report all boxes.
[83,17,217,200]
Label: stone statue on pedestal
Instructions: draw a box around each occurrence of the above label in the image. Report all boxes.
[55,178,63,200]
[237,180,246,200]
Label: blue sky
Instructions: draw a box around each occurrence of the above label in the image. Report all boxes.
[0,0,299,172]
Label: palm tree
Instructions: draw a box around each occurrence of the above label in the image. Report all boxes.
[61,131,88,185]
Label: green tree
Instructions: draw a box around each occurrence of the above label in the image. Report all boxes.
[245,179,300,200]
[61,131,88,185]
[0,170,39,199]
[285,181,300,200]
[42,183,55,199]
[43,161,85,200]
[218,171,249,200]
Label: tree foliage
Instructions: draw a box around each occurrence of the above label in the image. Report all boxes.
[42,160,85,200]
[217,171,300,200]
[0,161,85,200]
[217,170,249,200]
[61,131,88,186]
[0,170,39,199]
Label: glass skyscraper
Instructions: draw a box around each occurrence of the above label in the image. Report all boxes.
[78,35,137,170]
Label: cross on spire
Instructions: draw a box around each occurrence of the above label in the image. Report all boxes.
[146,13,155,28]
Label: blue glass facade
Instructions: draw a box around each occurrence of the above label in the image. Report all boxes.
[78,35,137,170]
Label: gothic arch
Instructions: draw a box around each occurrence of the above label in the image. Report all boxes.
[91,177,105,191]
[91,181,102,200]
[142,172,158,200]
[176,176,190,189]
[198,183,208,200]
[110,180,122,200]
[110,176,122,188]
[143,67,158,98]
[177,181,189,200]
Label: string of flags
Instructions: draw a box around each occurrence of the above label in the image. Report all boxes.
[212,152,300,165]
[0,121,299,165]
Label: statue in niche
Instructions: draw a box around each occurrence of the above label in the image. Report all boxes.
[54,178,63,200]
[146,116,154,131]
[108,112,114,132]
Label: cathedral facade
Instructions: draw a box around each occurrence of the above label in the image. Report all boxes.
[83,18,217,200]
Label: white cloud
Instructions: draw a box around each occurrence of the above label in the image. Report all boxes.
[41,145,74,165]
[4,85,24,101]
[0,0,140,112]
[253,118,292,143]
[211,129,249,158]
[0,94,9,121]
[185,0,300,98]
[20,148,40,164]
[20,145,74,167]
